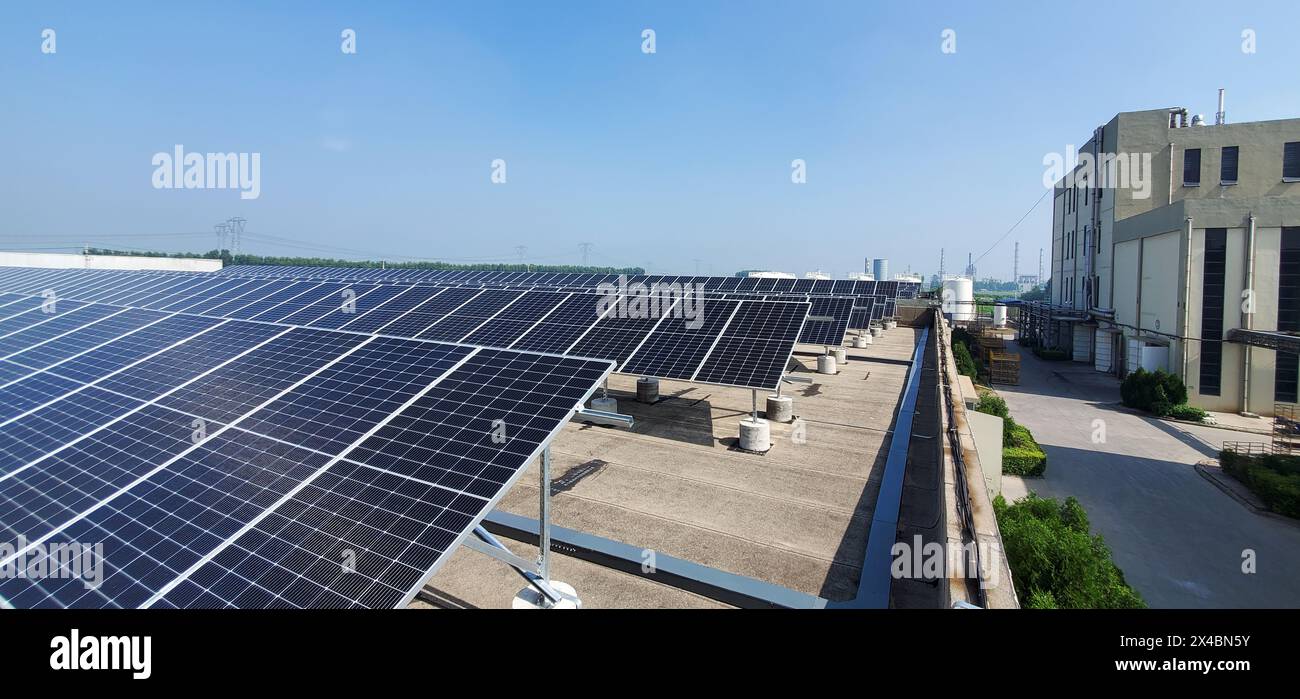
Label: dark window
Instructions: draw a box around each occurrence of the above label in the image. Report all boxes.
[1277,227,1300,402]
[1221,146,1239,184]
[1183,148,1201,186]
[1285,142,1300,180]
[1199,229,1227,396]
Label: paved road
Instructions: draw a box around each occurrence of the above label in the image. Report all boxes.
[997,349,1300,608]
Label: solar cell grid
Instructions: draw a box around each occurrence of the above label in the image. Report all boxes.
[798,297,854,345]
[365,287,469,337]
[414,289,521,342]
[155,328,366,426]
[621,299,739,378]
[89,321,283,401]
[337,285,444,334]
[232,337,471,454]
[0,304,123,356]
[306,284,410,329]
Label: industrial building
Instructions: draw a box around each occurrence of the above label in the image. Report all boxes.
[1035,98,1300,415]
[867,258,889,282]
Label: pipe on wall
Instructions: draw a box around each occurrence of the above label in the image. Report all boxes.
[1181,216,1194,387]
[1241,214,1257,415]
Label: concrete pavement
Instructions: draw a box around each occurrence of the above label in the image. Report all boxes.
[996,346,1300,608]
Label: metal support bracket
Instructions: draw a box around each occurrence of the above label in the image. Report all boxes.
[458,443,582,609]
[572,407,634,428]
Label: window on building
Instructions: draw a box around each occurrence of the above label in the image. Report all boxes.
[1183,148,1201,186]
[1221,146,1239,185]
[1277,227,1300,403]
[1199,229,1227,396]
[1285,142,1300,181]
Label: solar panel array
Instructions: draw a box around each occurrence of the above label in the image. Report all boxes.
[0,285,614,608]
[0,267,810,392]
[214,265,918,332]
[217,265,922,299]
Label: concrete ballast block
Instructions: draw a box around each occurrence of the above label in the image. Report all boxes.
[636,377,659,403]
[853,335,869,348]
[831,347,847,364]
[590,396,618,412]
[739,417,771,452]
[766,394,793,423]
[816,355,837,374]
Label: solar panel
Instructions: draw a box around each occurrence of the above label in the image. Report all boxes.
[0,267,826,391]
[797,297,854,345]
[621,299,739,379]
[0,296,614,608]
[692,300,808,389]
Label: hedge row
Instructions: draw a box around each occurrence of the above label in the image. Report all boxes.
[994,494,1146,609]
[973,394,1047,477]
[1004,423,1047,476]
[1219,450,1300,518]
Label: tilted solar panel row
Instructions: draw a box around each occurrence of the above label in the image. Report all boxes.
[210,264,919,302]
[0,295,613,608]
[0,267,811,391]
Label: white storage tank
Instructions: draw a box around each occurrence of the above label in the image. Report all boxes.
[942,277,975,322]
[992,303,1008,328]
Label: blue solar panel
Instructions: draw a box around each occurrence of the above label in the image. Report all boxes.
[798,297,854,345]
[0,273,618,608]
[693,301,808,389]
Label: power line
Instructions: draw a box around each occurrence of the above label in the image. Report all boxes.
[972,187,1050,268]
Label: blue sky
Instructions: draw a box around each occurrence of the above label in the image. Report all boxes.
[3,1,1298,279]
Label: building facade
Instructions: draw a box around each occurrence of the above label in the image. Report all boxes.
[1044,106,1300,415]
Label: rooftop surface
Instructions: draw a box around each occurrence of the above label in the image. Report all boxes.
[413,326,922,608]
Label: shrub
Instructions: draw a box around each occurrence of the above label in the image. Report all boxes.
[1121,368,1190,415]
[953,340,978,379]
[1218,450,1300,518]
[974,394,1010,420]
[1003,423,1046,475]
[1250,468,1300,517]
[993,494,1146,609]
[1165,404,1208,422]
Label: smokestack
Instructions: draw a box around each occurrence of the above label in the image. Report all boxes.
[1216,88,1226,125]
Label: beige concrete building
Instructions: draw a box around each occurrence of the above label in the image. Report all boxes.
[1044,103,1300,415]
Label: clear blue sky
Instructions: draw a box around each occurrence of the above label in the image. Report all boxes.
[3,1,1298,279]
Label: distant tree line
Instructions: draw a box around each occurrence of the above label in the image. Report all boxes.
[83,248,644,275]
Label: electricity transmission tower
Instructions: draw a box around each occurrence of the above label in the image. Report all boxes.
[579,242,592,266]
[227,217,246,257]
[215,222,229,253]
[515,246,527,264]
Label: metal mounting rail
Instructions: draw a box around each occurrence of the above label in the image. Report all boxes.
[482,510,827,609]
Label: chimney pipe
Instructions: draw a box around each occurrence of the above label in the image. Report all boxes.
[1216,88,1226,125]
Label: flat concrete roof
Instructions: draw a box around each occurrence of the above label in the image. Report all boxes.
[412,327,923,608]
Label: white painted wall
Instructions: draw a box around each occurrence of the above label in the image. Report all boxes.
[0,251,221,272]
[966,410,1003,497]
